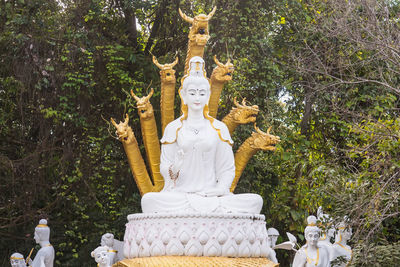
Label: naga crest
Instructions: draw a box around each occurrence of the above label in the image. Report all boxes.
[212,55,234,82]
[152,56,178,83]
[179,7,216,45]
[111,114,135,144]
[131,88,154,120]
[250,124,280,151]
[232,97,259,124]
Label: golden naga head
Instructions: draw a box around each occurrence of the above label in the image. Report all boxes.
[152,56,178,83]
[232,97,259,124]
[111,114,134,143]
[213,55,234,82]
[131,88,154,120]
[250,124,281,151]
[179,7,216,45]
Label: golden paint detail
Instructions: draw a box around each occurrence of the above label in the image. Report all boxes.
[305,248,319,266]
[222,97,259,135]
[111,114,153,195]
[209,55,234,117]
[113,256,279,267]
[179,7,216,74]
[231,124,280,192]
[152,56,178,133]
[131,89,164,192]
[10,257,24,260]
[36,224,49,228]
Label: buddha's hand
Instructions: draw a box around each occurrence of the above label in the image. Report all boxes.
[203,187,230,197]
[171,149,185,174]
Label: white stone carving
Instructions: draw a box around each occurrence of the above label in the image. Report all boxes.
[331,221,352,267]
[91,246,112,267]
[31,219,55,267]
[123,212,274,259]
[10,252,26,267]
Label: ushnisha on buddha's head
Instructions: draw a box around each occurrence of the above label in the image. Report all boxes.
[304,216,320,246]
[10,252,25,267]
[34,219,50,244]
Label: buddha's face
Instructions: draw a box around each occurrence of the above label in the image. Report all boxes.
[305,229,320,246]
[183,82,209,112]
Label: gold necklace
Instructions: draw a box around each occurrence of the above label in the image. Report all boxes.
[305,247,319,266]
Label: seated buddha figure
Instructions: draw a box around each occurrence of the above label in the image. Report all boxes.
[141,57,263,214]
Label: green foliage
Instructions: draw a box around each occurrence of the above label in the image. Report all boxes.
[0,0,399,266]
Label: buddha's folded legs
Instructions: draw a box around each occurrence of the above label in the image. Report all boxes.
[141,192,263,214]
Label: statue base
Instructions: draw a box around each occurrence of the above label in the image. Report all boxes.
[114,256,278,266]
[122,212,273,258]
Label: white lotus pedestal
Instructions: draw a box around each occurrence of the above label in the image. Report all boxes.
[114,212,278,267]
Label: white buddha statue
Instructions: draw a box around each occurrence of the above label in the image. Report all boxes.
[31,219,55,267]
[10,252,26,267]
[91,246,112,267]
[317,207,335,260]
[292,216,330,267]
[141,56,263,214]
[331,222,352,266]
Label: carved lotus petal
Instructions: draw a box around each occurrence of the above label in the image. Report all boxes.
[238,241,251,257]
[251,240,261,257]
[248,230,256,244]
[150,242,165,256]
[179,231,190,245]
[135,231,144,245]
[161,231,172,245]
[234,230,244,245]
[138,241,150,257]
[217,230,228,245]
[205,244,220,257]
[198,231,210,245]
[166,239,184,256]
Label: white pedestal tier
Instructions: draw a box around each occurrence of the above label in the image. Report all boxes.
[123,212,273,259]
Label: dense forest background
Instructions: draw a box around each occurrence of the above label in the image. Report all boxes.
[1,0,399,266]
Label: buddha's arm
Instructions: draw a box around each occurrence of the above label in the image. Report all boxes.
[214,140,235,192]
[160,143,178,190]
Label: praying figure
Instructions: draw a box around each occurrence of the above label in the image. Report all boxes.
[292,216,330,267]
[141,56,263,214]
[31,219,55,267]
[100,233,124,264]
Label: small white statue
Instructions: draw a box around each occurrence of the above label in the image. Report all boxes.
[100,233,124,264]
[10,252,26,267]
[91,246,112,267]
[267,228,280,248]
[292,216,330,267]
[31,219,55,267]
[331,221,352,267]
[141,56,263,214]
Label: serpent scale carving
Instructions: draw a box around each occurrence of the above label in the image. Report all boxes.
[130,89,164,192]
[231,124,280,192]
[222,97,259,135]
[152,56,178,133]
[179,7,216,74]
[209,55,234,118]
[111,114,153,195]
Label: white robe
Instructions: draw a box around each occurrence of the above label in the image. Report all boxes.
[141,118,263,214]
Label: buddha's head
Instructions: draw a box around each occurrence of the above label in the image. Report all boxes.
[304,216,320,246]
[180,56,210,117]
[91,246,109,266]
[10,252,25,267]
[34,219,50,244]
[101,233,114,247]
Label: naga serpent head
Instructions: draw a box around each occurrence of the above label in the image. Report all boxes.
[130,88,154,120]
[212,55,234,82]
[179,7,216,46]
[232,97,259,124]
[111,114,135,144]
[152,56,178,83]
[250,124,280,151]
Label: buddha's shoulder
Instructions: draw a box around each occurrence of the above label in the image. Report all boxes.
[211,118,229,130]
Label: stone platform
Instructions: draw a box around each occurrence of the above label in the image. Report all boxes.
[114,256,279,266]
[122,212,274,259]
